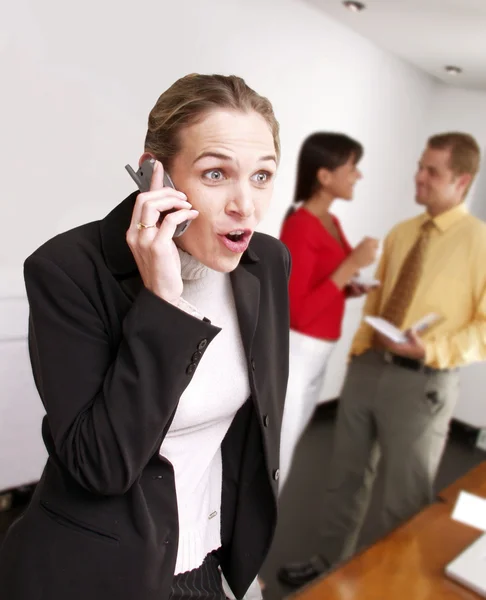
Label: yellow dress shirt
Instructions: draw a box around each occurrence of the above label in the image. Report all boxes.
[351,204,486,369]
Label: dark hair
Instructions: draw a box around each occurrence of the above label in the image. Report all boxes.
[284,132,363,220]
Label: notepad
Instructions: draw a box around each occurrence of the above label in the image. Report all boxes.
[351,275,380,288]
[451,491,486,532]
[445,492,486,596]
[446,533,486,597]
[364,313,442,344]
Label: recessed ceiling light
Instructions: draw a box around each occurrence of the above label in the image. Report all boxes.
[342,1,366,12]
[444,65,463,75]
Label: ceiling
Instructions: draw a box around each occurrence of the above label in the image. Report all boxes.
[304,0,486,91]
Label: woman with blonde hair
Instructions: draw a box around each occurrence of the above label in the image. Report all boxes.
[0,74,290,600]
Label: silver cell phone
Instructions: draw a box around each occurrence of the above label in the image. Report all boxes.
[125,158,190,238]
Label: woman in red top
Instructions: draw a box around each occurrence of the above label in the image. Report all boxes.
[279,132,379,491]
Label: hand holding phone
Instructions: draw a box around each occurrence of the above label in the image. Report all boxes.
[125,158,191,237]
[125,159,199,304]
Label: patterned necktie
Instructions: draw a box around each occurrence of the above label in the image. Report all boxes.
[380,220,435,328]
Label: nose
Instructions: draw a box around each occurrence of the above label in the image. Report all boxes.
[225,182,255,219]
[356,169,363,180]
[416,168,426,184]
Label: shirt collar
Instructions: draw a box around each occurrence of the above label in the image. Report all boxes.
[419,203,468,233]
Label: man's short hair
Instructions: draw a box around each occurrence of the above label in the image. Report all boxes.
[428,132,481,179]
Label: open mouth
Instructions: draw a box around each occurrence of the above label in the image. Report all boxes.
[219,229,252,253]
[225,230,247,242]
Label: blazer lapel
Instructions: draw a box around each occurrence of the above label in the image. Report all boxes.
[230,260,260,365]
[100,192,263,338]
[100,192,144,302]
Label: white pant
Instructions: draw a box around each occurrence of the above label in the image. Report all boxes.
[279,330,335,492]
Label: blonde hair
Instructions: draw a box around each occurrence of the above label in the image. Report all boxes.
[144,74,280,168]
[428,132,481,196]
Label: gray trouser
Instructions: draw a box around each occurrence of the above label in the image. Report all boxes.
[318,350,460,566]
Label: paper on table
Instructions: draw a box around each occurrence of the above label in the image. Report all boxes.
[445,533,486,597]
[451,491,486,532]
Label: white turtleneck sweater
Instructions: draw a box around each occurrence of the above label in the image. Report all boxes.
[159,248,250,575]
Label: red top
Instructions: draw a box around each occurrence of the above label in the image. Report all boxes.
[280,207,353,341]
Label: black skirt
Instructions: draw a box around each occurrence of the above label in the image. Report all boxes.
[170,552,228,599]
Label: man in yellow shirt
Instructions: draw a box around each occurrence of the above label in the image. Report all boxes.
[278,132,486,588]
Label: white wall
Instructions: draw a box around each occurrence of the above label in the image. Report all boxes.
[425,85,486,428]
[425,85,486,219]
[0,268,48,491]
[3,0,436,269]
[1,0,444,488]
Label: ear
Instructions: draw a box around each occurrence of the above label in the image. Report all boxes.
[316,167,332,188]
[457,172,473,195]
[138,151,156,167]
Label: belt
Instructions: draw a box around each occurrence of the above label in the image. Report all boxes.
[381,351,446,374]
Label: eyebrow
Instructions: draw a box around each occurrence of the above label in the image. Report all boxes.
[418,162,437,171]
[193,151,277,165]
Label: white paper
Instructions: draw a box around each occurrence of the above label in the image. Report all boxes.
[445,533,486,597]
[364,316,407,343]
[451,491,486,532]
[410,312,442,333]
[364,312,442,344]
[351,275,380,287]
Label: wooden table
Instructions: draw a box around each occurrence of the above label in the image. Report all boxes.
[439,461,486,506]
[292,462,486,600]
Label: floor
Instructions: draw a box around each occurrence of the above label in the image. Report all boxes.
[260,403,486,600]
[1,405,485,600]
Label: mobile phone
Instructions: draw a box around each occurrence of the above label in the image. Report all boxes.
[125,158,190,237]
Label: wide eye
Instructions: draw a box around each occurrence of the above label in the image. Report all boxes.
[203,169,225,181]
[252,171,273,184]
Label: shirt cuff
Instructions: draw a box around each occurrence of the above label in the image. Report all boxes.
[176,297,204,321]
[349,344,368,360]
[424,340,438,368]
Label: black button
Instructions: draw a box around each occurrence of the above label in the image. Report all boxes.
[192,351,203,363]
[198,339,208,350]
[186,363,197,375]
[263,415,269,428]
[152,475,164,480]
[251,359,256,371]
[273,469,280,481]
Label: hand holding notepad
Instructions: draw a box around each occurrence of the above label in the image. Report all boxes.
[365,313,442,344]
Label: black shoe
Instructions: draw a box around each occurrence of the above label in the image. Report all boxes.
[277,554,329,588]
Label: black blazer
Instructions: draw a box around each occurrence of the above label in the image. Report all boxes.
[0,193,291,600]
